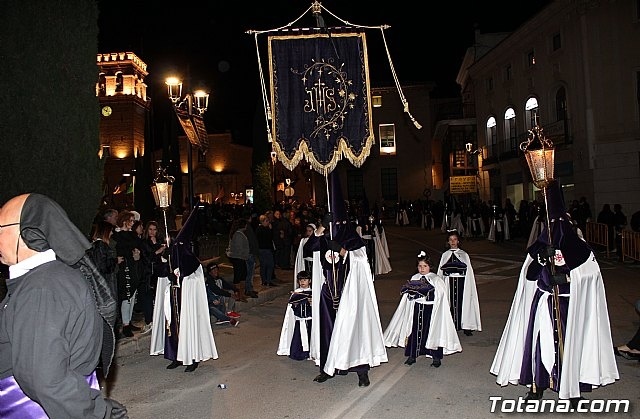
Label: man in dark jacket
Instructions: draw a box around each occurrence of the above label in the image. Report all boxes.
[0,193,127,418]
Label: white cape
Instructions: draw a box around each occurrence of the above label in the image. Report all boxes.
[311,247,388,374]
[437,248,482,332]
[490,253,618,399]
[277,287,313,358]
[383,272,462,356]
[377,226,390,258]
[466,216,485,237]
[488,214,510,241]
[150,265,218,364]
[373,227,392,275]
[293,237,310,290]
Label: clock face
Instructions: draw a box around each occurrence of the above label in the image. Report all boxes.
[101,106,112,117]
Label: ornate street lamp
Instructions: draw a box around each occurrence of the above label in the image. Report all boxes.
[165,76,210,210]
[520,120,564,363]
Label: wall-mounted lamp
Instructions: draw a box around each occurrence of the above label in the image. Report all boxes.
[465,142,482,155]
[372,95,382,108]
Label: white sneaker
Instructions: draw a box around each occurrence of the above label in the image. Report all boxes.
[215,320,230,325]
[140,323,153,335]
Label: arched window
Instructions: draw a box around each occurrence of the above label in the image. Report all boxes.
[504,107,517,152]
[525,97,539,130]
[97,73,106,96]
[486,116,497,157]
[115,72,124,93]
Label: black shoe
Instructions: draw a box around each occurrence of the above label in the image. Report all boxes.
[613,346,640,360]
[122,326,134,337]
[166,360,182,370]
[569,397,584,410]
[404,357,416,365]
[463,330,473,336]
[358,372,370,387]
[129,324,142,332]
[185,362,199,372]
[313,371,333,383]
[431,359,441,368]
[245,291,259,298]
[524,389,544,401]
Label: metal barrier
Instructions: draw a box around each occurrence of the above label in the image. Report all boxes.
[585,221,610,258]
[197,234,222,260]
[621,230,640,262]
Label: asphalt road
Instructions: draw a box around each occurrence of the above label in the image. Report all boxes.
[106,224,640,419]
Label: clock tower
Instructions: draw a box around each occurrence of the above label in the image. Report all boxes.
[97,52,150,208]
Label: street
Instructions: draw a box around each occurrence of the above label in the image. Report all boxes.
[106,224,640,419]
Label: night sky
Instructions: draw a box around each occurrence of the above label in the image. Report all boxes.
[98,1,550,147]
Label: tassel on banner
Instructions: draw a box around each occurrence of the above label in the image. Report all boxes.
[403,102,422,129]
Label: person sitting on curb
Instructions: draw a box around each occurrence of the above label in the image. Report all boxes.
[208,290,239,327]
[205,261,245,318]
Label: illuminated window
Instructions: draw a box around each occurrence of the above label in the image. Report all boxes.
[504,107,517,151]
[372,95,382,107]
[486,117,497,157]
[454,150,466,168]
[379,124,396,155]
[525,97,539,131]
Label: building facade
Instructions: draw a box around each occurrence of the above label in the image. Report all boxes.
[331,84,435,213]
[173,132,253,206]
[459,0,640,213]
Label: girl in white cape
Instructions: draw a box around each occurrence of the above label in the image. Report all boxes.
[383,251,461,367]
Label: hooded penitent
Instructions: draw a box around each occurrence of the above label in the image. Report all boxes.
[169,206,201,277]
[327,171,365,251]
[19,193,117,376]
[526,180,591,278]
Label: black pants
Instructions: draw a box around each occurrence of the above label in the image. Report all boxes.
[229,257,247,284]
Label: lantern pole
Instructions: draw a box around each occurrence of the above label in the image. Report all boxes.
[520,119,564,373]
